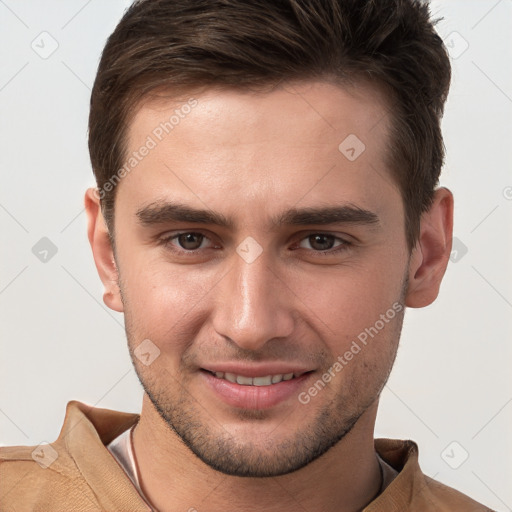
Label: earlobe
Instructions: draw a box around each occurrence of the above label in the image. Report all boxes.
[405,187,454,308]
[84,188,124,313]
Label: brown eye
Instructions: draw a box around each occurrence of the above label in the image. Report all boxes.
[295,233,351,256]
[159,231,219,256]
[176,232,205,250]
[307,234,335,251]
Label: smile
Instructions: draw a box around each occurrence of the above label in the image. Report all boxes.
[207,370,298,386]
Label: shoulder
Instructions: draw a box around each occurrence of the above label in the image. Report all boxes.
[373,438,495,511]
[0,400,140,511]
[424,475,496,511]
[0,442,102,511]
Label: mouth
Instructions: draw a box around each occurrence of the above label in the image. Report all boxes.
[202,369,308,386]
[199,367,315,410]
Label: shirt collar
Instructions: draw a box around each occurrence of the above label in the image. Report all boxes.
[59,401,436,510]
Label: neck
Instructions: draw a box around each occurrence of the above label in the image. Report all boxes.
[132,394,382,512]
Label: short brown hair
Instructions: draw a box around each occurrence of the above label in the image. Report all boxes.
[88,0,451,250]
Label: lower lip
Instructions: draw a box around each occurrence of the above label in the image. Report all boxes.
[201,370,313,410]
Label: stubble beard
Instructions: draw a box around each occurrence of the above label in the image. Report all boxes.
[122,275,407,478]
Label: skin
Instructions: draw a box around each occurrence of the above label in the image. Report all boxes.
[85,80,453,512]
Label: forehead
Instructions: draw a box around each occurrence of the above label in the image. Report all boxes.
[127,80,391,153]
[118,80,397,226]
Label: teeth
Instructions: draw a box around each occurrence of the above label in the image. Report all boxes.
[253,376,272,386]
[224,372,236,383]
[210,371,299,386]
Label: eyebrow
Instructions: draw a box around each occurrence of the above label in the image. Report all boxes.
[136,201,380,230]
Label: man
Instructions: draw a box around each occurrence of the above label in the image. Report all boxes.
[0,0,494,510]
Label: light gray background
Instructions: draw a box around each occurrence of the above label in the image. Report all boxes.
[1,1,511,509]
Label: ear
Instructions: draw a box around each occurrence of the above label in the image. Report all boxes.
[84,188,124,312]
[405,187,454,308]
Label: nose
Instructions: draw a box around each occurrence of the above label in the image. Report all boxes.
[212,248,295,352]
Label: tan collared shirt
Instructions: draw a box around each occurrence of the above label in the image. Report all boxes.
[0,400,493,511]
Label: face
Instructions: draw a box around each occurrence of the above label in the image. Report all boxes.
[111,81,411,477]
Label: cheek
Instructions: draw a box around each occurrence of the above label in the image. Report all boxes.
[288,262,405,390]
[120,257,219,344]
[291,262,404,337]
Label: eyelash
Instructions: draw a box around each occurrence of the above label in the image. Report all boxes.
[157,231,352,257]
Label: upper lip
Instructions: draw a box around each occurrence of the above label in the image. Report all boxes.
[201,363,313,378]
